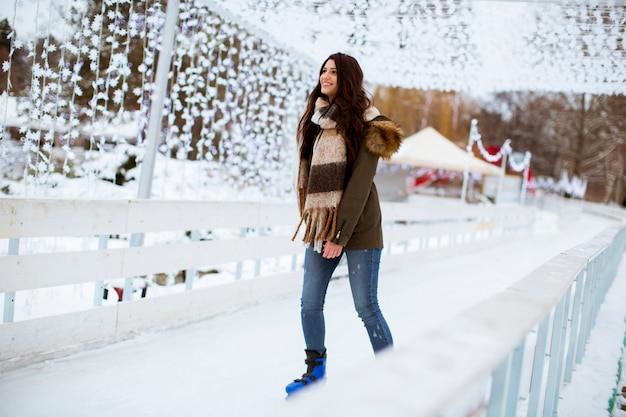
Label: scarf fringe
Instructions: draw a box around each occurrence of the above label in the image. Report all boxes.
[291,207,338,252]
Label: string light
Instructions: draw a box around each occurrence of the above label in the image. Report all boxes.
[1,0,623,199]
[0,0,314,198]
[464,119,533,203]
[532,172,587,198]
[210,0,626,95]
[467,119,532,177]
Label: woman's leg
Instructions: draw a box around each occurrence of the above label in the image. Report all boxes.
[300,245,342,353]
[345,248,393,353]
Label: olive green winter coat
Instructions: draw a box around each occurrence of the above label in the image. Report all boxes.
[331,112,404,250]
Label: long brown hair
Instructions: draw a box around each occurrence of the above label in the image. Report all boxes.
[298,52,372,162]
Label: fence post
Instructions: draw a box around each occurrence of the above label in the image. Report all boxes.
[564,268,585,383]
[255,228,266,277]
[487,339,525,417]
[3,238,19,323]
[505,339,526,416]
[543,289,571,417]
[576,257,598,363]
[487,355,510,417]
[236,228,246,280]
[185,230,199,290]
[93,235,109,307]
[526,315,551,417]
[291,253,298,271]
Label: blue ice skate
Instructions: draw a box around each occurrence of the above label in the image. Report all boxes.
[285,349,326,398]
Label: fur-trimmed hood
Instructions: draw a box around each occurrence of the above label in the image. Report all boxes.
[312,97,404,160]
[364,115,404,160]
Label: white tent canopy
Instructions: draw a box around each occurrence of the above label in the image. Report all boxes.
[387,127,501,176]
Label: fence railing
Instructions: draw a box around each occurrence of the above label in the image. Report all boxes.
[275,222,626,417]
[2,197,625,416]
[0,197,535,368]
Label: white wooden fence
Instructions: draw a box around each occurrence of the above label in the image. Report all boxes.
[0,197,535,369]
[2,197,626,416]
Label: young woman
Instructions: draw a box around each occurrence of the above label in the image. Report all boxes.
[287,52,404,396]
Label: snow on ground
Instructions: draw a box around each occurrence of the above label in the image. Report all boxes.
[0,207,623,417]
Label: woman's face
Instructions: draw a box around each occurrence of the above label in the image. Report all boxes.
[320,59,338,102]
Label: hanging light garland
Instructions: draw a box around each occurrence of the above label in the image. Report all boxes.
[467,119,532,175]
[464,118,588,201]
[1,0,623,200]
[209,0,626,95]
[463,119,533,203]
[1,0,314,199]
[532,172,587,199]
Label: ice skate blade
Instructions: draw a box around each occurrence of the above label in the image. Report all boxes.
[285,379,326,400]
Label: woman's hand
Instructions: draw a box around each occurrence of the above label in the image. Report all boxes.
[323,241,343,259]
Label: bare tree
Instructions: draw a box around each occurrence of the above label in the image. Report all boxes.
[373,86,479,144]
[476,92,626,203]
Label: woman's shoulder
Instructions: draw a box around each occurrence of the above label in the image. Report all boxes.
[363,108,404,159]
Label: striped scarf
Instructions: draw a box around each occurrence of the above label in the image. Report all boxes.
[293,98,347,253]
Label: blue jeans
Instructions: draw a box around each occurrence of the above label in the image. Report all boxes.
[300,246,393,354]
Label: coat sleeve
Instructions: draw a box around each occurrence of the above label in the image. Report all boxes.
[332,143,379,247]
